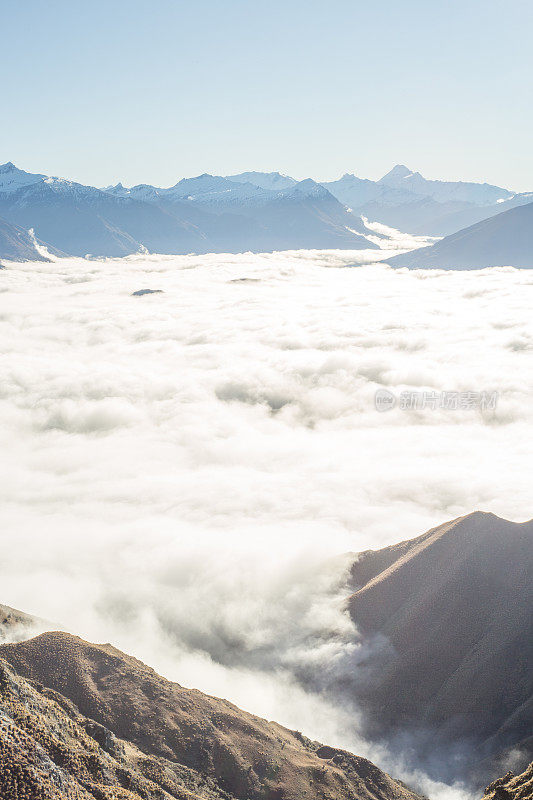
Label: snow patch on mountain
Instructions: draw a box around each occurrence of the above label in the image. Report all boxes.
[226,171,297,191]
[0,162,46,193]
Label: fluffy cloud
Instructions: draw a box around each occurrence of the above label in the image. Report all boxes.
[1,250,531,799]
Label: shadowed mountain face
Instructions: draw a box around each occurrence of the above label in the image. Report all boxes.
[387,201,533,269]
[347,512,533,782]
[0,630,422,800]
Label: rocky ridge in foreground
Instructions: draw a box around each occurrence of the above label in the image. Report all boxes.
[481,762,533,800]
[0,627,423,800]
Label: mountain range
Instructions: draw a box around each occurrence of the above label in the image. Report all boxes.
[100,163,533,243]
[1,160,532,264]
[321,164,531,237]
[0,162,379,260]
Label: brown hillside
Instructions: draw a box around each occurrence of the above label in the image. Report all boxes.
[0,630,423,800]
[481,762,533,800]
[0,604,44,644]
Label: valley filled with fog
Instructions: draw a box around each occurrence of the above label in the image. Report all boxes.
[1,251,532,799]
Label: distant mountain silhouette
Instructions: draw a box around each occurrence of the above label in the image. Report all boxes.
[0,163,377,257]
[2,161,529,256]
[227,171,297,191]
[321,165,521,236]
[107,173,379,252]
[387,202,533,268]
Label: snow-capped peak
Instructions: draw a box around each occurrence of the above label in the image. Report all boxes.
[281,178,332,200]
[0,162,47,193]
[379,165,414,184]
[226,171,297,191]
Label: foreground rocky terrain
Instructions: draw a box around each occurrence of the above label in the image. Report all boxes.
[0,628,422,800]
[482,762,533,800]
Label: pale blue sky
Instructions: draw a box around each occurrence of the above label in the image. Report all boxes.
[3,0,532,190]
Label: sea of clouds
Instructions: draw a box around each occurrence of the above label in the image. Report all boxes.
[1,248,532,799]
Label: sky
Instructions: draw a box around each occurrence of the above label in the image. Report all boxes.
[2,0,532,190]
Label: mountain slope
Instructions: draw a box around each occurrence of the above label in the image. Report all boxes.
[0,216,53,261]
[0,656,195,800]
[347,512,533,779]
[400,191,533,237]
[482,762,533,800]
[0,161,46,193]
[0,175,209,257]
[236,179,378,250]
[387,202,533,268]
[0,604,46,642]
[0,630,422,800]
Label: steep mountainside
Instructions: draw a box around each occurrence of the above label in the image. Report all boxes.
[0,217,53,262]
[0,630,423,800]
[347,512,533,780]
[0,161,46,192]
[387,202,533,268]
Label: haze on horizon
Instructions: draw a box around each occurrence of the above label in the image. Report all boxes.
[2,0,532,192]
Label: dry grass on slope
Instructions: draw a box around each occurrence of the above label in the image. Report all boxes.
[0,630,423,800]
[482,762,533,800]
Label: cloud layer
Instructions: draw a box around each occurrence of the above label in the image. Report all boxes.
[1,250,532,798]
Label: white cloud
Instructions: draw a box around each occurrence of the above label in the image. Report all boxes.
[361,216,440,252]
[0,251,531,800]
